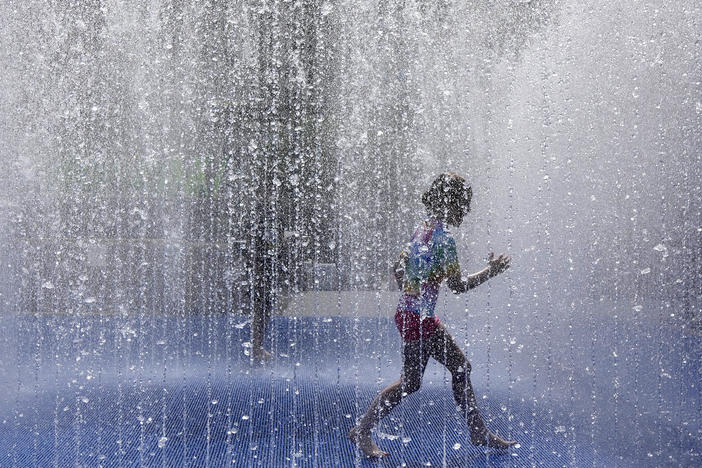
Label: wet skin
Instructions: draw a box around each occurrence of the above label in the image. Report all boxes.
[351,196,516,457]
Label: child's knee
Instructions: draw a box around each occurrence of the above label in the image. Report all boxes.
[402,377,422,394]
[453,360,472,378]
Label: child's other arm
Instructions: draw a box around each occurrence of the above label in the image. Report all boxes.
[393,248,409,289]
[447,252,511,294]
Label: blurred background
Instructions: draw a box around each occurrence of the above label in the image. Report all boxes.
[0,0,700,466]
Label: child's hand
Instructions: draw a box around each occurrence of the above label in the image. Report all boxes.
[487,252,511,277]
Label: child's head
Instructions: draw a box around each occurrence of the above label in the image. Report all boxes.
[422,172,472,227]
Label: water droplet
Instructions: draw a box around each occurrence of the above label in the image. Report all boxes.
[321,1,334,16]
[241,415,249,420]
[452,443,461,450]
[158,436,168,448]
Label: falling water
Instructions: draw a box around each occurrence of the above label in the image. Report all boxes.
[1,0,700,467]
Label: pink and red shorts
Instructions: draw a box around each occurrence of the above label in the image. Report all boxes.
[394,308,440,341]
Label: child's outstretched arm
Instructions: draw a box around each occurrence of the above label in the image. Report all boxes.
[447,252,511,294]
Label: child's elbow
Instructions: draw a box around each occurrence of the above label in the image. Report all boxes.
[447,277,464,294]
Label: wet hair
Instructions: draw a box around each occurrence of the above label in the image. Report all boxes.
[421,172,472,218]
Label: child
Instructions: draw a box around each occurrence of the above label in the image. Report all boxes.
[349,172,516,457]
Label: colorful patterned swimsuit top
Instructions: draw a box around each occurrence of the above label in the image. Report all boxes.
[397,218,460,318]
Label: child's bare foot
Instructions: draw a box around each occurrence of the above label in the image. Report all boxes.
[471,431,517,450]
[348,426,389,458]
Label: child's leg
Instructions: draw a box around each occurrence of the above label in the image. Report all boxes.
[357,339,427,431]
[429,325,516,449]
[350,338,429,456]
[428,325,486,437]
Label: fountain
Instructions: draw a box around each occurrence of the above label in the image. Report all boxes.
[0,0,700,466]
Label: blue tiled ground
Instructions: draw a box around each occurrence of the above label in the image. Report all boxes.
[1,312,700,467]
